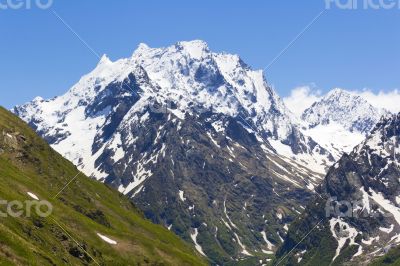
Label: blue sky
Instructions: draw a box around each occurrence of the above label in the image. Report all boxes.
[1,0,399,108]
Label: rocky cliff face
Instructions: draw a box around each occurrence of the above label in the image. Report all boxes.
[276,113,400,265]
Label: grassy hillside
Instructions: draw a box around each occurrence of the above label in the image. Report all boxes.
[370,247,400,266]
[0,107,207,265]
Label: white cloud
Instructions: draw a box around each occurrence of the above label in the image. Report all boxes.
[283,86,322,115]
[284,86,400,115]
[352,89,400,113]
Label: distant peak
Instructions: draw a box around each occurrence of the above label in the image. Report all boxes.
[323,88,365,103]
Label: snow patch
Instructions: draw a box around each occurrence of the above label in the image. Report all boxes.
[370,189,400,226]
[27,192,39,200]
[261,231,275,250]
[329,218,359,262]
[179,190,186,202]
[97,233,117,245]
[190,228,206,256]
[379,224,394,234]
[233,232,251,256]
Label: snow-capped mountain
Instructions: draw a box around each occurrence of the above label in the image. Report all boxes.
[13,40,332,263]
[15,40,333,176]
[276,113,400,265]
[301,88,390,159]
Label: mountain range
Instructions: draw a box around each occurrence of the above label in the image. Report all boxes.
[11,40,395,265]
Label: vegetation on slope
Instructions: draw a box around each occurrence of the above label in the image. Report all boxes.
[0,107,207,265]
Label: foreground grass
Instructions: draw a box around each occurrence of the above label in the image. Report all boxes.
[0,107,207,265]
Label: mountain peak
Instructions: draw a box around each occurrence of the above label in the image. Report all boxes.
[32,96,44,102]
[177,39,209,48]
[97,54,112,66]
[134,42,151,54]
[326,87,348,97]
[137,42,150,49]
[175,40,210,59]
[324,87,364,103]
[302,88,389,134]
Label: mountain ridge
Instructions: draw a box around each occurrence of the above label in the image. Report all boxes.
[276,112,400,265]
[14,40,334,175]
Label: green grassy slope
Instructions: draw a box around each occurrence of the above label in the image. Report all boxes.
[370,247,400,266]
[0,107,207,265]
